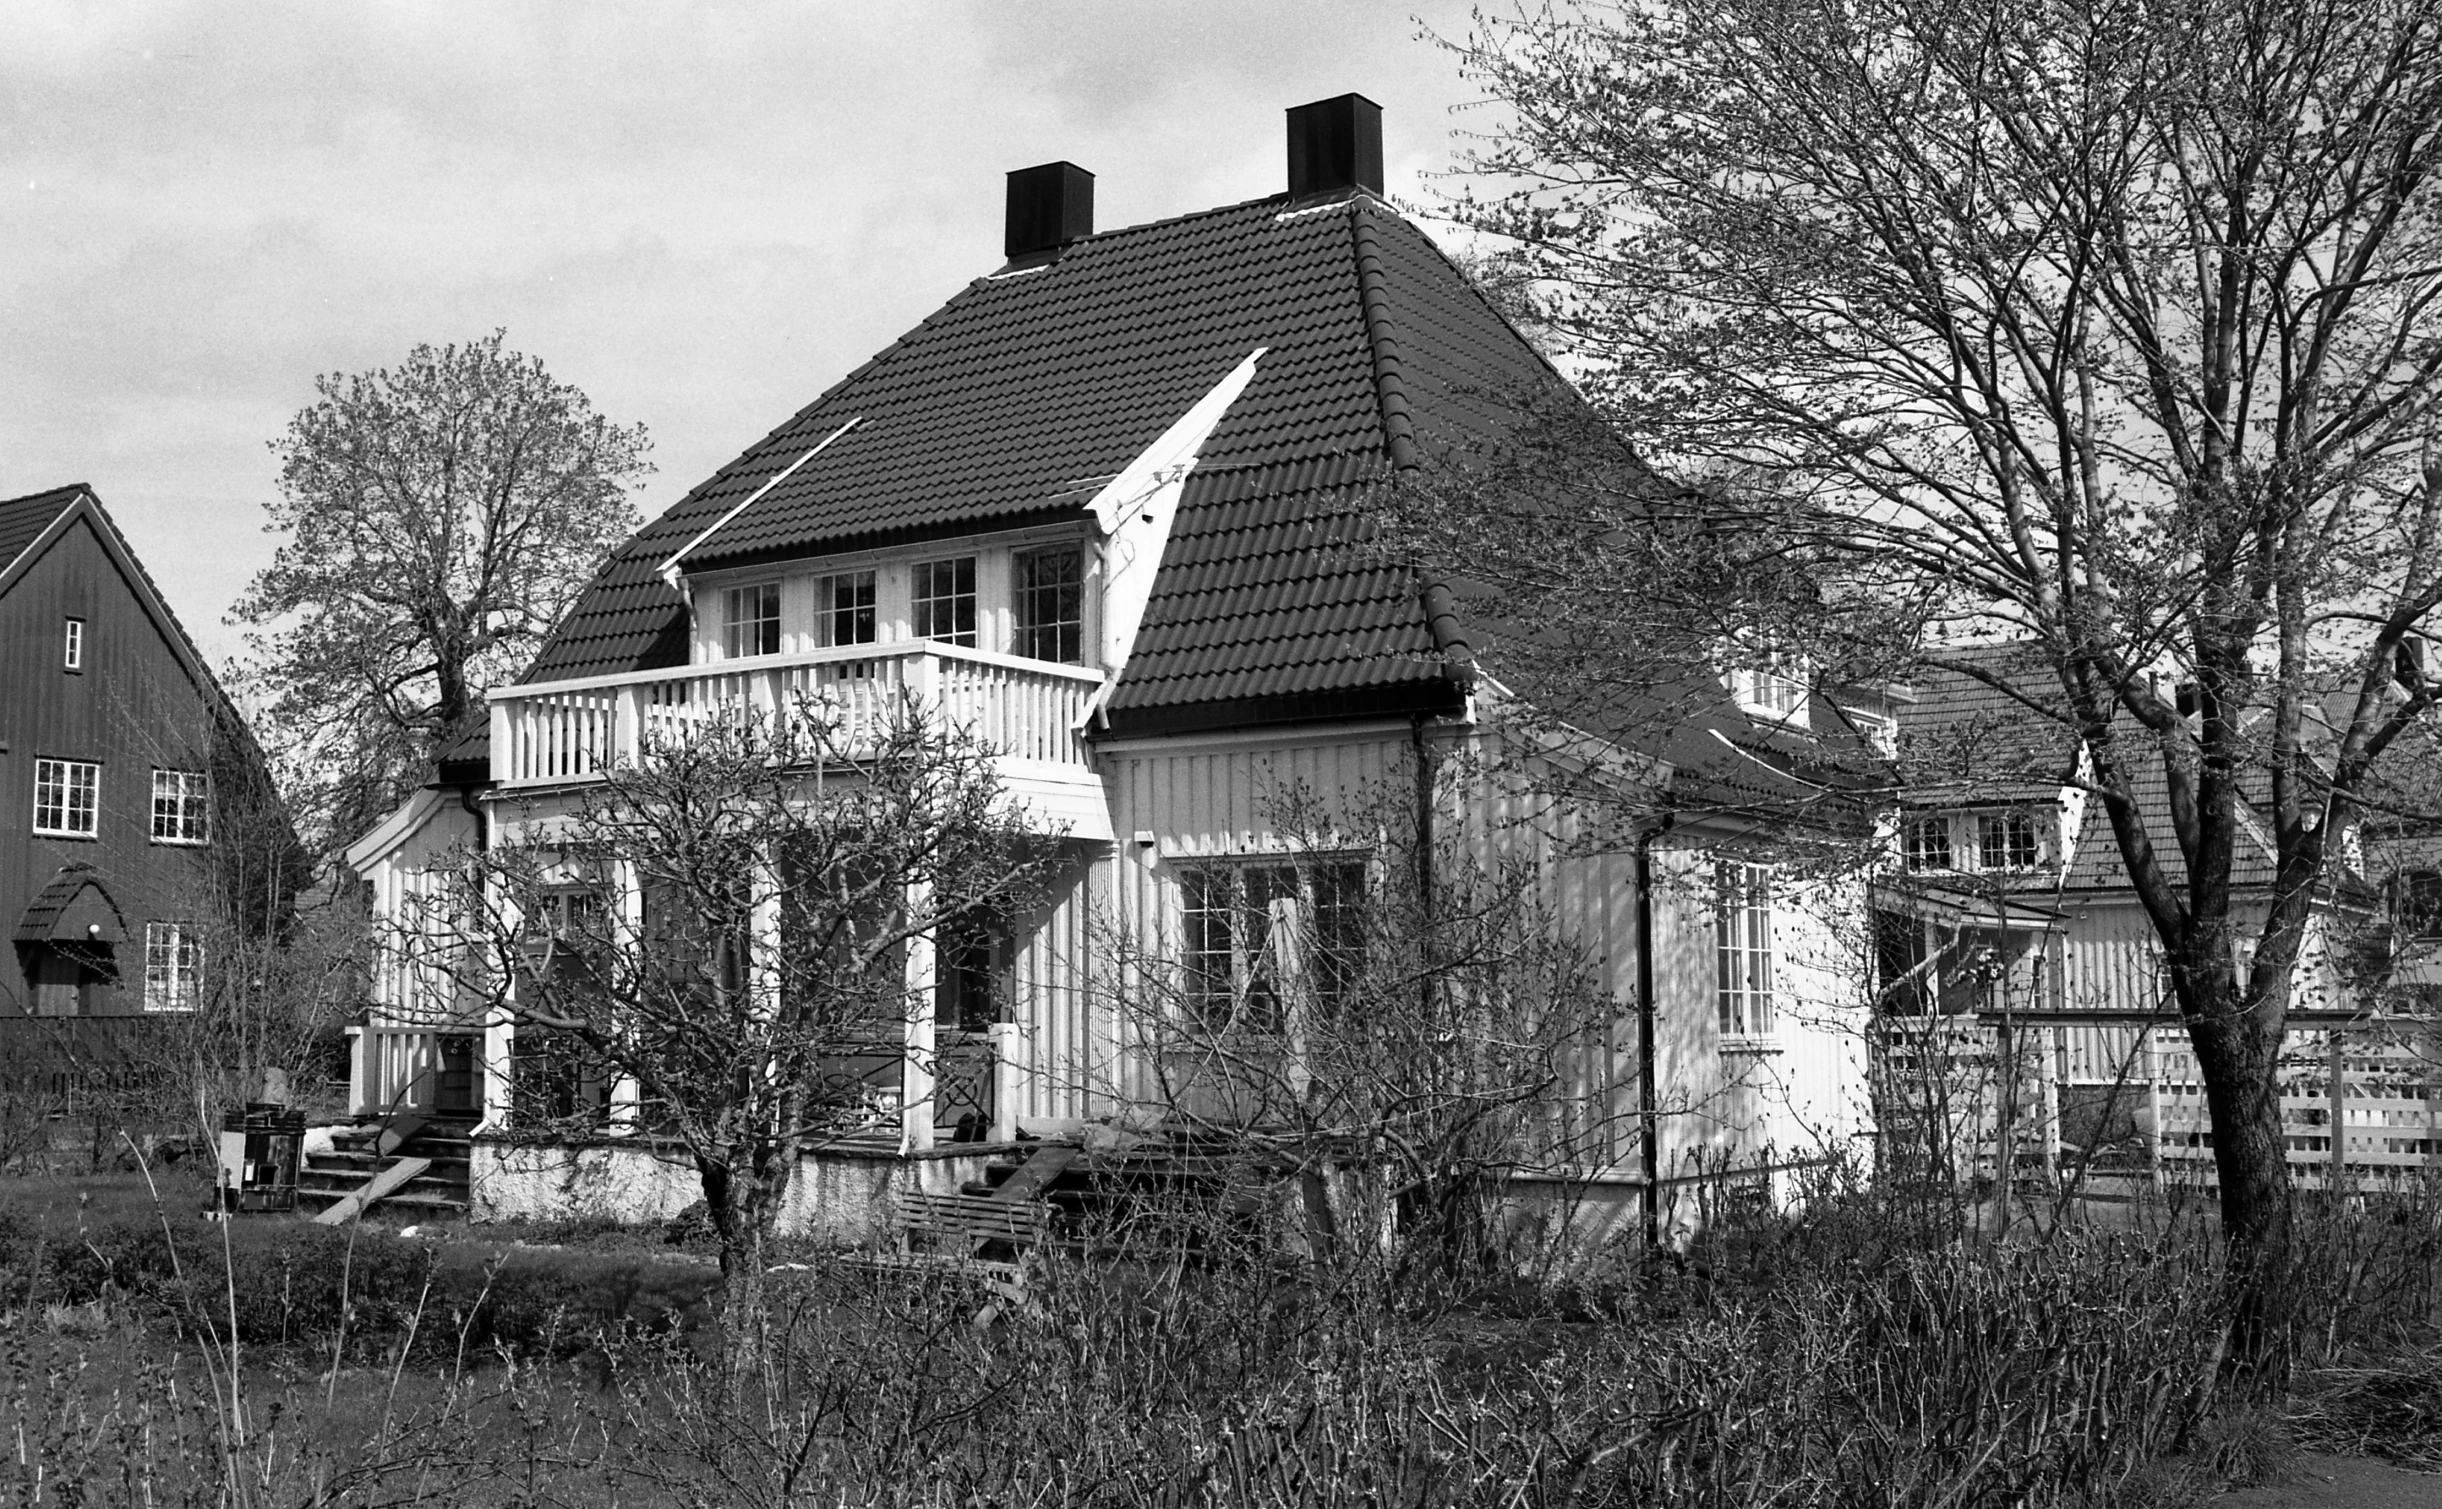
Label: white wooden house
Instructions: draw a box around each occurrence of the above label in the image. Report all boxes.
[346,97,1879,1244]
[1876,646,2439,1190]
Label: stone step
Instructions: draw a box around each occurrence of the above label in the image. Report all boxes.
[296,1186,469,1216]
[308,1149,470,1175]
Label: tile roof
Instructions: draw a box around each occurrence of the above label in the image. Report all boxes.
[0,482,87,580]
[1897,641,2286,893]
[520,191,1567,724]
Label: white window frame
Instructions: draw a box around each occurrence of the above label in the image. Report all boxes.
[1977,811,2043,871]
[1716,861,1776,1040]
[1175,856,1368,1032]
[819,569,878,648]
[150,768,210,845]
[1902,813,1953,871]
[721,582,782,659]
[62,617,84,672]
[1013,546,1085,664]
[1727,648,1809,728]
[33,758,100,838]
[145,921,201,1012]
[911,556,978,647]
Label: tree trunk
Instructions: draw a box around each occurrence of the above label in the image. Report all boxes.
[2184,978,2294,1396]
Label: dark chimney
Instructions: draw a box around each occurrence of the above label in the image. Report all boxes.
[1005,161,1094,261]
[1286,93,1384,199]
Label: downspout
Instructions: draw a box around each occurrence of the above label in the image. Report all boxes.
[1636,813,1676,1250]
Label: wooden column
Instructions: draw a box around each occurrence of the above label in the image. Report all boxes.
[902,877,937,1154]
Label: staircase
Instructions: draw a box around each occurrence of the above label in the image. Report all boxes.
[297,1116,476,1220]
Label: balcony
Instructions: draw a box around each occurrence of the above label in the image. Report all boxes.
[487,642,1111,836]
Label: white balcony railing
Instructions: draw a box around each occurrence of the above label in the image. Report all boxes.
[489,642,1105,789]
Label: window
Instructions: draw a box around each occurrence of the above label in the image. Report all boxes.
[151,769,209,844]
[2396,871,2442,938]
[1178,859,1368,1031]
[820,570,877,647]
[1716,861,1775,1037]
[1015,548,1084,663]
[1978,811,2042,870]
[1903,814,1952,870]
[32,759,99,837]
[1727,648,1808,724]
[144,922,200,1011]
[62,618,84,672]
[911,557,977,647]
[721,583,781,658]
[1873,908,1932,1015]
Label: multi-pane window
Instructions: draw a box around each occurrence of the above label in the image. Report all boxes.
[1902,814,1952,870]
[1178,859,1368,1031]
[1715,861,1775,1037]
[820,570,877,647]
[911,557,977,647]
[1015,548,1084,663]
[33,759,100,837]
[151,769,209,844]
[1873,908,1932,1015]
[62,618,84,672]
[145,921,200,1011]
[1978,811,2041,870]
[722,583,782,658]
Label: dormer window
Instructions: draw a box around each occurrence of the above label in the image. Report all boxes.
[1015,547,1083,663]
[820,571,877,647]
[1727,647,1808,727]
[1979,811,2042,870]
[912,557,977,647]
[1903,814,1953,870]
[721,583,781,658]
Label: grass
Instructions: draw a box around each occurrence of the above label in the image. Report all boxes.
[0,1163,2435,1506]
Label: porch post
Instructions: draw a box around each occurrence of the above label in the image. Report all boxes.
[903,878,937,1153]
[345,1025,370,1117]
[608,856,646,1134]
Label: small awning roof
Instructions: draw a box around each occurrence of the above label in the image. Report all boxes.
[1876,879,2065,932]
[14,865,126,946]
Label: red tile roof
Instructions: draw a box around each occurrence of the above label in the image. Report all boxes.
[519,191,1566,727]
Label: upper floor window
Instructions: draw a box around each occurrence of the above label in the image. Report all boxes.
[1015,548,1084,664]
[912,557,977,647]
[2393,870,2442,939]
[145,921,201,1011]
[1903,814,1952,870]
[1727,647,1808,726]
[1178,858,1368,1032]
[1978,811,2042,871]
[722,583,781,659]
[33,759,99,838]
[1716,861,1775,1037]
[821,570,877,647]
[151,770,210,845]
[62,618,84,672]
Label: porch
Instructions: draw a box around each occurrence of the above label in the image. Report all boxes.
[346,1021,1028,1148]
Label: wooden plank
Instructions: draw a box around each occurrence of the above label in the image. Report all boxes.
[988,1143,1078,1203]
[375,1114,429,1158]
[311,1157,432,1226]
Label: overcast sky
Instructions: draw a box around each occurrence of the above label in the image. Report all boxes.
[3,1,1493,670]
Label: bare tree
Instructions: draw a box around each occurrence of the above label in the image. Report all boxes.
[235,330,651,854]
[1423,0,2442,1384]
[427,702,1058,1320]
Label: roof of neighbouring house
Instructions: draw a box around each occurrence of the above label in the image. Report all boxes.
[0,482,93,580]
[516,187,1565,732]
[1895,641,2300,893]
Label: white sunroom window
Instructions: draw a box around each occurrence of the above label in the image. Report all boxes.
[1716,861,1775,1038]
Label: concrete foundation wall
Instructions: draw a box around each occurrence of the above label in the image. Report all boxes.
[469,1137,999,1245]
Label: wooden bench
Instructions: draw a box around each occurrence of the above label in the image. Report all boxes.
[900,1191,1048,1257]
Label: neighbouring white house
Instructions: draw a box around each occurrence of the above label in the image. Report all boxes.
[343,96,1883,1246]
[1875,644,2442,1192]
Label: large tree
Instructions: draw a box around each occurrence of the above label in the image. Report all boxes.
[236,331,650,852]
[1423,0,2442,1382]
